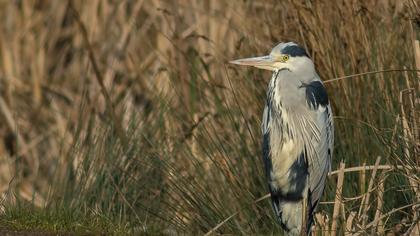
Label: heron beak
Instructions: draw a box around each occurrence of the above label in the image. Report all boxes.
[229,55,275,71]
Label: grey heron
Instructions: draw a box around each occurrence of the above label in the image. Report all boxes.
[230,42,334,235]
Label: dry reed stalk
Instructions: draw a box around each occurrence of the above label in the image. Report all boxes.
[415,40,420,91]
[400,68,420,236]
[408,23,420,163]
[190,113,201,167]
[359,162,366,197]
[31,45,45,108]
[325,68,420,84]
[345,211,356,236]
[359,156,381,227]
[373,172,385,235]
[313,213,331,236]
[353,202,420,236]
[327,164,409,176]
[400,90,414,158]
[408,224,420,236]
[340,202,346,230]
[331,162,345,236]
[410,21,420,90]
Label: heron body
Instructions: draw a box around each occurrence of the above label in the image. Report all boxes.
[231,42,334,235]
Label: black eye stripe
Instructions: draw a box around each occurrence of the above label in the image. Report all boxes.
[281,45,309,57]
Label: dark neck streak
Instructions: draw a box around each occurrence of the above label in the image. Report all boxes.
[266,68,290,113]
[266,68,294,140]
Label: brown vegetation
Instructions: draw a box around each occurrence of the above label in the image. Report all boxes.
[0,0,418,235]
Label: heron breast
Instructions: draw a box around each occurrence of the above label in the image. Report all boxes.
[269,137,309,200]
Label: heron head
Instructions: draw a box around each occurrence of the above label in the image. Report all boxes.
[230,42,313,72]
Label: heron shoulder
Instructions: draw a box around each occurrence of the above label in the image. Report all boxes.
[302,81,329,109]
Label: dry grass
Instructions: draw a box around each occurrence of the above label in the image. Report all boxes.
[0,0,419,235]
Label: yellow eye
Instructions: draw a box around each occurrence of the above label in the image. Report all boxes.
[280,55,290,62]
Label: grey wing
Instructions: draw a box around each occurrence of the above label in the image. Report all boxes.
[303,79,334,227]
[307,104,334,215]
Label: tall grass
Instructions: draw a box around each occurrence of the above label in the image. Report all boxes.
[0,0,418,235]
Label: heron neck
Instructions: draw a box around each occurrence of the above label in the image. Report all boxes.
[267,69,307,112]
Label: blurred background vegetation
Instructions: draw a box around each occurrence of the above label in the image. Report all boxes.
[0,0,418,235]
